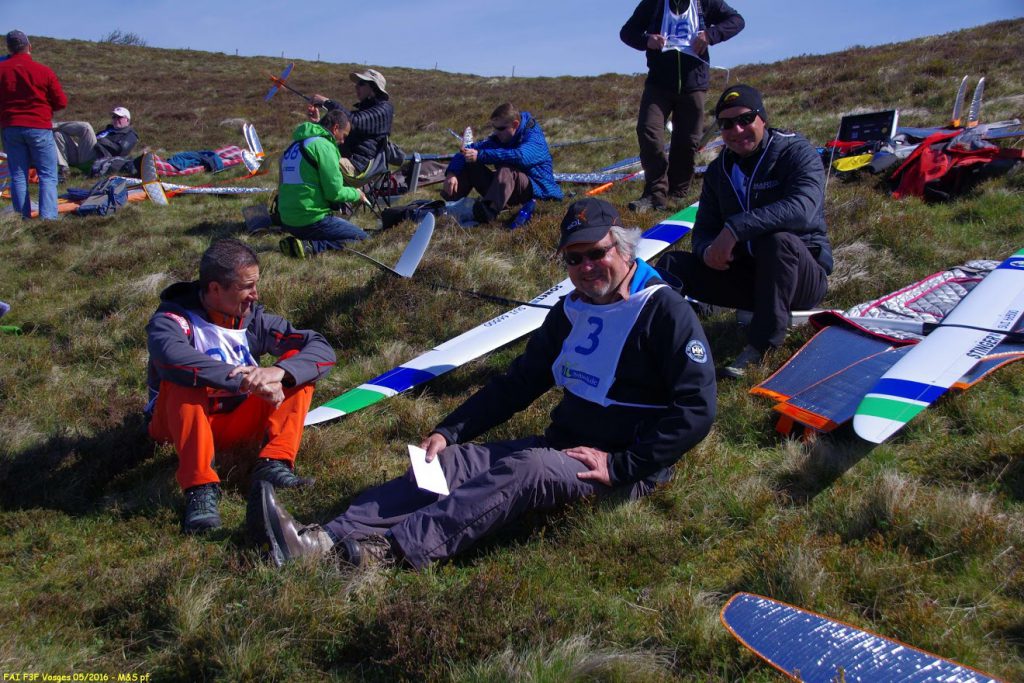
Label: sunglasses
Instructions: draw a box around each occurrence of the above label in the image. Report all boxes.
[561,244,615,267]
[717,110,759,131]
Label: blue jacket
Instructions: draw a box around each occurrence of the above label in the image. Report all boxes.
[446,111,563,200]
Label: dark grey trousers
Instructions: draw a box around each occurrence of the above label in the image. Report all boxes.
[441,163,533,221]
[657,232,828,351]
[324,436,657,569]
[637,84,706,202]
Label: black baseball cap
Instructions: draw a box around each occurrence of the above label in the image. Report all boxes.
[715,83,767,122]
[558,198,621,249]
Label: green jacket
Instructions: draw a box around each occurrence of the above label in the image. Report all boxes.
[278,121,361,228]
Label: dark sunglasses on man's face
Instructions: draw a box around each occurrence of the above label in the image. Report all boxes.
[561,244,615,267]
[717,110,759,131]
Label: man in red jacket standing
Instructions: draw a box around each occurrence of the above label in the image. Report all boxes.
[0,30,67,219]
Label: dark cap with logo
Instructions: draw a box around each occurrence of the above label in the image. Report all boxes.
[714,83,767,121]
[558,198,621,249]
[6,30,30,53]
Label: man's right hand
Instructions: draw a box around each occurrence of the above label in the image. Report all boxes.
[310,94,329,106]
[420,433,448,463]
[703,229,737,271]
[306,104,320,122]
[443,176,459,197]
[646,33,668,50]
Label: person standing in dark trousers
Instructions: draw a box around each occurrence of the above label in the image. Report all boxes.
[657,84,831,379]
[251,198,716,570]
[620,0,744,213]
[0,30,67,219]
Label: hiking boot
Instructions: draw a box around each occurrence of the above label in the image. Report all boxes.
[182,483,221,534]
[252,458,314,489]
[720,345,765,380]
[278,236,306,259]
[627,196,667,213]
[336,534,397,569]
[252,480,334,567]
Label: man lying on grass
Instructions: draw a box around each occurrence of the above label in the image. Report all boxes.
[251,198,717,569]
[145,239,336,533]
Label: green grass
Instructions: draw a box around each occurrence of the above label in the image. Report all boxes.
[1,19,1023,681]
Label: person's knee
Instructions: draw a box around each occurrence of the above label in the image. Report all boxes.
[751,232,803,259]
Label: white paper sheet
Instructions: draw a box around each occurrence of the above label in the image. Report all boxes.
[408,444,449,496]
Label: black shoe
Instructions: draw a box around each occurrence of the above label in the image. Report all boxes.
[336,534,397,569]
[719,345,765,380]
[182,483,221,534]
[252,481,334,567]
[627,196,667,213]
[252,458,314,488]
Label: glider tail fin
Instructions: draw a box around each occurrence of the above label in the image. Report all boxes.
[967,77,985,128]
[950,75,969,127]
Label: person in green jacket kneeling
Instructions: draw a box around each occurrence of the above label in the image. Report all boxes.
[277,110,368,258]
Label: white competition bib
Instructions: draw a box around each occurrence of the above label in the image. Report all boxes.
[279,138,317,186]
[187,311,255,367]
[552,286,666,409]
[660,0,702,58]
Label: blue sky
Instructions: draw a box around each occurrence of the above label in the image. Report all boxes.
[4,0,1021,77]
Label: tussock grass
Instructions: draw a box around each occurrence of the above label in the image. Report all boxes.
[1,20,1023,681]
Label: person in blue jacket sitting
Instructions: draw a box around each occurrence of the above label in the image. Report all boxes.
[441,103,562,224]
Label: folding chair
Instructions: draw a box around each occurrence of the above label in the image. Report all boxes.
[343,138,402,217]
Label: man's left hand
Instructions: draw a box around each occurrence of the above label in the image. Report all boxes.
[564,446,612,486]
[462,147,478,163]
[692,30,709,54]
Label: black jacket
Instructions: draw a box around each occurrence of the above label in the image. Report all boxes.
[694,128,833,274]
[94,124,139,158]
[620,0,745,93]
[433,276,717,485]
[324,95,394,173]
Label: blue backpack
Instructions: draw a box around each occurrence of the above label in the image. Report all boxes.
[76,176,130,216]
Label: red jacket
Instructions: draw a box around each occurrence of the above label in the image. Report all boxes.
[0,53,67,129]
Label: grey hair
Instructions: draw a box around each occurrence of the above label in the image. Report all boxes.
[610,225,642,263]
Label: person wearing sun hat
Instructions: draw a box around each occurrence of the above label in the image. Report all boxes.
[657,83,831,379]
[307,68,394,175]
[250,197,716,570]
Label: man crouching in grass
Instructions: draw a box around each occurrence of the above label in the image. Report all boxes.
[146,239,335,533]
[251,198,716,569]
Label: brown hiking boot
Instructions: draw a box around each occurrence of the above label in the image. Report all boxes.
[251,481,333,567]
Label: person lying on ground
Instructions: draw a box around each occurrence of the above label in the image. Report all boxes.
[53,105,139,178]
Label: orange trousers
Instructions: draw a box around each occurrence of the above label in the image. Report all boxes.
[148,381,314,490]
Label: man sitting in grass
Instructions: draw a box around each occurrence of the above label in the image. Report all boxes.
[441,103,563,225]
[656,84,832,379]
[252,198,716,569]
[146,239,336,533]
[277,109,368,258]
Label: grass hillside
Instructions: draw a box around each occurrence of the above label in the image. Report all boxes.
[1,19,1023,681]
